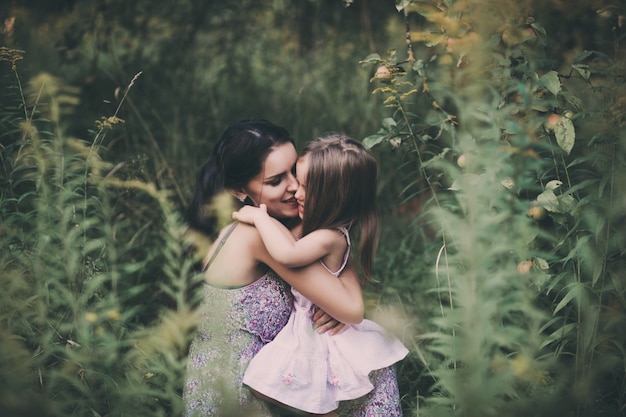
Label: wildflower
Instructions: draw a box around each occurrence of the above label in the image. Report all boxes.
[107,310,121,321]
[95,116,125,131]
[510,355,530,376]
[0,46,24,70]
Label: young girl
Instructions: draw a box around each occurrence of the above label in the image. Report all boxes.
[233,134,408,416]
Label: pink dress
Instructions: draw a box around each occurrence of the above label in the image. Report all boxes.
[242,227,408,414]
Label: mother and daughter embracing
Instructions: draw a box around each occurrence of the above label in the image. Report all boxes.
[183,119,408,416]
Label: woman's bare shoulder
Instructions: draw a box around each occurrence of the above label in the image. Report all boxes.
[212,221,258,241]
[203,222,267,287]
[230,221,264,244]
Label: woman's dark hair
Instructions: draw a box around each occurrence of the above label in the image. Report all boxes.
[187,119,295,235]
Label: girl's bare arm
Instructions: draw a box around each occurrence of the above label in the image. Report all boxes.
[233,205,334,267]
[238,223,364,323]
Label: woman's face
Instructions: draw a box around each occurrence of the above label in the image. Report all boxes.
[243,142,299,219]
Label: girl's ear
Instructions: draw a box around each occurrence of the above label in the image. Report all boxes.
[229,189,247,203]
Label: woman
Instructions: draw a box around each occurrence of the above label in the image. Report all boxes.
[183,120,402,416]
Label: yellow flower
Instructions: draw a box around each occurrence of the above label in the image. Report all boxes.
[509,355,549,385]
[85,312,98,323]
[107,310,121,321]
[510,355,530,376]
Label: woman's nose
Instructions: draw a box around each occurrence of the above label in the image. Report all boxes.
[287,172,298,192]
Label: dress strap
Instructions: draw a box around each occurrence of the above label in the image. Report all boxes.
[319,226,351,277]
[202,222,239,272]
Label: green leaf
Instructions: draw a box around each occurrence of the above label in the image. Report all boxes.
[539,322,577,349]
[573,49,610,64]
[558,193,577,213]
[555,117,575,154]
[413,59,426,76]
[363,134,385,149]
[591,259,603,286]
[395,0,412,11]
[554,282,585,314]
[561,235,591,264]
[535,258,549,270]
[573,50,595,64]
[400,1,441,15]
[382,117,397,131]
[530,22,547,44]
[447,173,483,191]
[531,101,552,112]
[572,64,591,80]
[540,71,561,96]
[563,92,583,111]
[537,189,559,212]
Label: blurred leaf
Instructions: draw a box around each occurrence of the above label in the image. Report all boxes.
[363,134,385,149]
[539,322,577,349]
[572,64,591,80]
[540,71,561,96]
[554,282,585,314]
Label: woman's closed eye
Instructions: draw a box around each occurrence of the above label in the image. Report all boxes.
[265,174,285,186]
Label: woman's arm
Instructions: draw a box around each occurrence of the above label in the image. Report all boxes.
[238,222,364,324]
[233,205,333,267]
[271,260,364,324]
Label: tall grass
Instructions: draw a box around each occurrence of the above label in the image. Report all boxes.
[363,1,626,415]
[0,53,202,417]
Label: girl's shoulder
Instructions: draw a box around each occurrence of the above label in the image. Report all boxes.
[304,227,348,249]
[305,227,344,237]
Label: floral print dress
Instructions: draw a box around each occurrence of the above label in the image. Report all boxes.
[183,271,293,417]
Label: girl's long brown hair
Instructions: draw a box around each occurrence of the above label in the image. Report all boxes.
[300,134,379,282]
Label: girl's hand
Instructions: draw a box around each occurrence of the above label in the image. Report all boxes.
[312,306,345,335]
[232,204,268,225]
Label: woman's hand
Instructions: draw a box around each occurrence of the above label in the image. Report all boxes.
[312,306,345,335]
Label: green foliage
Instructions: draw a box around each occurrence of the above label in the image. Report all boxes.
[0,59,202,417]
[3,1,626,416]
[3,0,393,214]
[363,0,626,415]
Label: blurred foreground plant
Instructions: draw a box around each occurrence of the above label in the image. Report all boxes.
[0,58,203,416]
[362,1,626,416]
